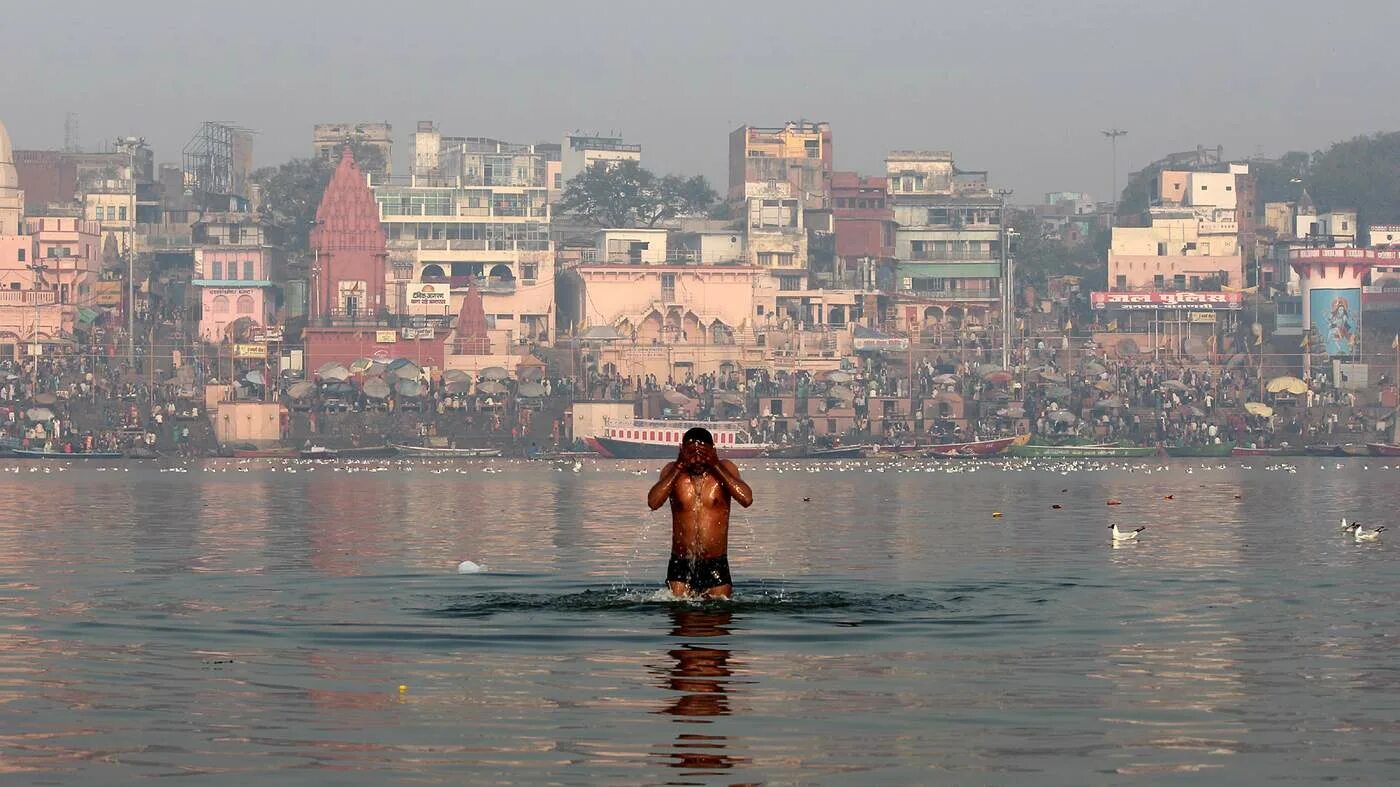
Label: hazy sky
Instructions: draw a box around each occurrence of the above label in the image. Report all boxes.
[5,0,1399,201]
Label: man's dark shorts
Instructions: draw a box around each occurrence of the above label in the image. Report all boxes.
[666,554,731,591]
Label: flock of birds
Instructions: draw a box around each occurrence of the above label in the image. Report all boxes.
[1,455,1391,547]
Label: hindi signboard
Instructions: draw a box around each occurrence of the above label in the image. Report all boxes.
[1091,291,1244,311]
[407,282,451,315]
[233,343,266,360]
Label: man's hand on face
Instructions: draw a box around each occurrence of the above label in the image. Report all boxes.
[695,443,719,470]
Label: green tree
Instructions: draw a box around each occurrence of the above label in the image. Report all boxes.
[559,160,717,227]
[250,140,386,257]
[1307,132,1400,228]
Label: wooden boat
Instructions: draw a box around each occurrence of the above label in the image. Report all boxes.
[1231,445,1305,457]
[12,448,126,459]
[391,443,502,458]
[1339,444,1372,457]
[1304,444,1343,457]
[1366,442,1400,457]
[233,447,299,458]
[587,418,775,459]
[299,446,339,460]
[337,445,397,459]
[1006,442,1157,459]
[1162,442,1236,458]
[917,434,1028,458]
[763,444,867,459]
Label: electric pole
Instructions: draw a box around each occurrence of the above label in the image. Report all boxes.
[1102,128,1127,211]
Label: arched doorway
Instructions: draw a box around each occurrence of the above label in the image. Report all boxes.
[421,264,446,281]
[488,264,515,286]
[236,294,255,314]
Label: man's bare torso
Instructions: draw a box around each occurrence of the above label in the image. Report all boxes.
[668,465,733,559]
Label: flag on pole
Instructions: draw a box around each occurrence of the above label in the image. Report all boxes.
[1064,320,1073,332]
[1392,333,1399,351]
[1107,319,1118,332]
[1300,334,1310,350]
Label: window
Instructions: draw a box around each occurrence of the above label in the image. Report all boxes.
[857,199,868,209]
[244,260,255,280]
[1342,222,1349,231]
[1157,242,1168,256]
[211,261,222,279]
[236,294,255,314]
[1225,185,1233,191]
[118,206,127,221]
[1153,274,1165,288]
[16,248,23,262]
[756,304,765,315]
[106,206,116,221]
[1173,274,1186,289]
[211,295,229,314]
[1115,275,1126,289]
[553,173,562,189]
[9,282,18,290]
[521,263,538,282]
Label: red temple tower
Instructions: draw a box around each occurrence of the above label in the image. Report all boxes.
[310,148,386,321]
[454,278,491,355]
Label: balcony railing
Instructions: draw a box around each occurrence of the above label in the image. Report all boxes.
[905,251,999,262]
[0,291,58,306]
[579,249,703,264]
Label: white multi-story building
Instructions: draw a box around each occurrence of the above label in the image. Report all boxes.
[561,134,641,187]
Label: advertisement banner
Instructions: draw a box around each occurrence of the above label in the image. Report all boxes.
[1091,291,1243,310]
[1309,287,1360,356]
[375,330,397,344]
[94,281,123,307]
[407,282,451,315]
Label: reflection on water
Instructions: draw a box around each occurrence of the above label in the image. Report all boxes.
[655,607,746,773]
[0,458,1398,783]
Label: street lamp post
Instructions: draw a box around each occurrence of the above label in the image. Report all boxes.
[1102,128,1128,210]
[997,189,1014,370]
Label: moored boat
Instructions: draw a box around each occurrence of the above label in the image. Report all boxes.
[1366,442,1400,457]
[1232,445,1305,457]
[763,444,867,459]
[1304,444,1343,457]
[299,446,339,460]
[233,447,299,458]
[1006,442,1157,459]
[1163,442,1236,458]
[391,443,503,458]
[587,417,775,459]
[917,434,1028,457]
[12,448,127,459]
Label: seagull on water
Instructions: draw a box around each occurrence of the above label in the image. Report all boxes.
[1350,524,1385,542]
[1109,523,1145,542]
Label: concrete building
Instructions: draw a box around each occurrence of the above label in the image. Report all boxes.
[374,133,555,346]
[561,134,641,187]
[728,121,832,208]
[312,122,392,177]
[743,181,807,289]
[828,172,894,290]
[191,212,279,342]
[0,120,20,237]
[883,151,1003,333]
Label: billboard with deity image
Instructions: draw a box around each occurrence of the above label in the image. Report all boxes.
[1309,287,1361,356]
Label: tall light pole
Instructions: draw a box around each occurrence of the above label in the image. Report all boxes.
[115,137,140,367]
[1102,128,1127,210]
[997,188,1014,370]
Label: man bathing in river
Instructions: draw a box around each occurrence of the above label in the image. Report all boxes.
[647,427,753,599]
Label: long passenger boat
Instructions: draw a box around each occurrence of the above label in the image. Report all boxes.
[587,418,775,459]
[1006,442,1157,459]
[391,443,503,458]
[1162,441,1236,458]
[1366,442,1400,457]
[12,448,127,459]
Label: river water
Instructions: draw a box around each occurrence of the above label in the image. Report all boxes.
[1,457,1397,784]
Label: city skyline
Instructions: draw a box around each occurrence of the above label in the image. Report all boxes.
[4,0,1399,200]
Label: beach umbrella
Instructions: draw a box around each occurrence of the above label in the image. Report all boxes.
[1050,410,1078,424]
[25,407,54,421]
[388,361,422,381]
[1159,380,1189,392]
[244,370,265,386]
[477,380,508,396]
[287,381,315,400]
[718,391,746,407]
[1037,370,1067,384]
[932,373,958,385]
[983,370,1013,385]
[1045,385,1072,399]
[517,365,545,382]
[362,378,391,400]
[318,364,350,382]
[1082,361,1106,375]
[322,381,355,396]
[395,379,423,398]
[1245,402,1274,418]
[480,366,509,381]
[445,379,471,395]
[663,390,693,406]
[348,358,375,374]
[1266,375,1308,395]
[825,370,853,383]
[518,382,547,398]
[443,369,470,384]
[1093,380,1116,393]
[32,392,57,405]
[1093,398,1123,410]
[316,361,343,376]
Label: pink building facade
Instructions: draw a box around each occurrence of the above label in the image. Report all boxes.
[194,245,276,341]
[0,217,103,358]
